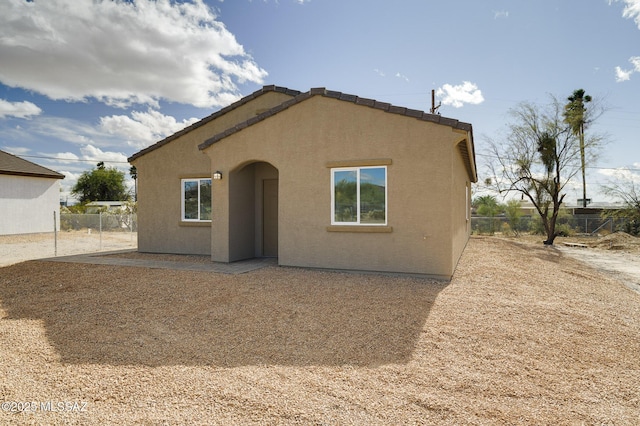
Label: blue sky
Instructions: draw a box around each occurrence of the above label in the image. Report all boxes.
[0,0,639,204]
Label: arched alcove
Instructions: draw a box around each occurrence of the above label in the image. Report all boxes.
[228,161,278,260]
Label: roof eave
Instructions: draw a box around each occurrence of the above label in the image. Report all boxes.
[0,170,65,179]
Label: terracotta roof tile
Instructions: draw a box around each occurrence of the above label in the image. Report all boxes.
[373,101,391,111]
[355,97,375,107]
[339,93,358,102]
[405,108,423,118]
[388,105,406,115]
[199,86,475,153]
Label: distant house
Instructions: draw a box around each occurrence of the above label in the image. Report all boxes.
[85,201,128,213]
[0,150,65,235]
[129,85,477,279]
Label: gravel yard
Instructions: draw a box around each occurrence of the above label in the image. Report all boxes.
[1,236,639,424]
[0,231,137,267]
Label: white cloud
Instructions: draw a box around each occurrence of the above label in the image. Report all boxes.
[493,10,509,19]
[33,146,128,172]
[79,145,129,165]
[599,166,640,182]
[613,0,640,29]
[0,0,267,109]
[1,145,31,155]
[615,66,633,81]
[435,81,485,108]
[0,108,198,152]
[0,99,42,119]
[395,72,410,82]
[25,117,101,146]
[373,68,386,77]
[60,170,81,183]
[100,110,200,149]
[49,152,81,164]
[615,56,640,81]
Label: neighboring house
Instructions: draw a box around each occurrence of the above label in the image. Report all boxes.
[85,201,127,213]
[0,150,65,235]
[129,85,477,279]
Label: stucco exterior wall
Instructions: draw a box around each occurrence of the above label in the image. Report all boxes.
[0,174,60,235]
[204,95,472,278]
[130,91,294,255]
[451,140,473,274]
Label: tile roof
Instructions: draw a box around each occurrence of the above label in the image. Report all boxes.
[128,85,301,162]
[0,150,64,179]
[198,87,474,152]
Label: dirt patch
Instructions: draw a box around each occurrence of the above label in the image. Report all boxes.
[105,251,210,263]
[0,231,137,267]
[1,236,639,424]
[503,232,640,294]
[586,231,640,251]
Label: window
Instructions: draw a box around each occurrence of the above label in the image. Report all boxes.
[181,178,212,221]
[466,183,470,221]
[331,166,387,225]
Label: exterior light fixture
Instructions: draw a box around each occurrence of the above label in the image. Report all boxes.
[213,171,222,180]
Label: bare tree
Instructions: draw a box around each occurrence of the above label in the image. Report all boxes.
[486,96,604,245]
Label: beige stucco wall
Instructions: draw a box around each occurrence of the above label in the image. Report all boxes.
[450,140,473,274]
[204,95,474,278]
[130,91,294,255]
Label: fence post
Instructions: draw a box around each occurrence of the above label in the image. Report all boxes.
[99,212,103,251]
[53,211,57,257]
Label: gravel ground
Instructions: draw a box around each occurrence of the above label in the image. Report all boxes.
[0,231,137,267]
[1,236,639,425]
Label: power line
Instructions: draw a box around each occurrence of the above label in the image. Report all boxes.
[15,154,130,164]
[474,152,640,172]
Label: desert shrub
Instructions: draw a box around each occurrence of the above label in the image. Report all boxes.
[555,223,575,237]
[529,208,573,236]
[501,222,514,236]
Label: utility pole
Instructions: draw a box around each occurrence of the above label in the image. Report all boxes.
[430,90,441,115]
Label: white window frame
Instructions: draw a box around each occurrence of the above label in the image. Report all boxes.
[181,178,212,222]
[331,166,387,226]
[466,183,470,222]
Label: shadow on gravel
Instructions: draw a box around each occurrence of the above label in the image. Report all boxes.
[499,238,564,264]
[0,261,446,367]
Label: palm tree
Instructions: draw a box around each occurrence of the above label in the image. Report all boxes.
[563,89,592,208]
[129,166,138,202]
[473,195,503,234]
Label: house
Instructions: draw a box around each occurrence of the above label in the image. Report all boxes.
[0,149,65,235]
[85,201,128,213]
[129,85,477,279]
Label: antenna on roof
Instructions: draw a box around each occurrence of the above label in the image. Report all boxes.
[430,89,441,115]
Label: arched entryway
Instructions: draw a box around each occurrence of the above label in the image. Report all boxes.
[228,161,278,260]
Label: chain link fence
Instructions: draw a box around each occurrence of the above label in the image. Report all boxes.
[1,213,137,267]
[471,214,631,236]
[54,213,137,255]
[60,212,137,233]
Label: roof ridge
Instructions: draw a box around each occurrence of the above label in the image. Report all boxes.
[198,87,473,151]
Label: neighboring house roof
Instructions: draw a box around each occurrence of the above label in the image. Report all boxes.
[198,87,477,182]
[0,150,64,179]
[128,85,302,162]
